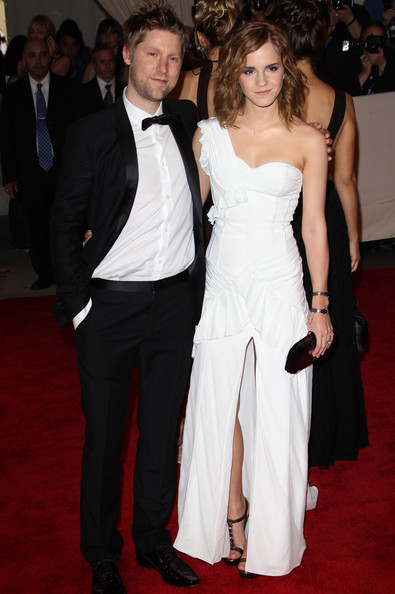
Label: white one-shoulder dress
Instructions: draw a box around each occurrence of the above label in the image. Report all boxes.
[174,118,317,577]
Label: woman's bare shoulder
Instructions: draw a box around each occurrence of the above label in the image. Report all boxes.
[303,82,336,129]
[291,118,328,157]
[170,68,200,102]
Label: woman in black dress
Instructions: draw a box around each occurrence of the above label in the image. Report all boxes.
[272,0,369,468]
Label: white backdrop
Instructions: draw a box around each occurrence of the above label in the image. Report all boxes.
[4,0,194,46]
[354,92,395,242]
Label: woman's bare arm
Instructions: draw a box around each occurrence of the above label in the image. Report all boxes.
[333,93,361,272]
[301,127,333,356]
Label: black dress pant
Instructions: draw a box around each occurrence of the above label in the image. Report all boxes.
[75,277,195,564]
[24,167,56,280]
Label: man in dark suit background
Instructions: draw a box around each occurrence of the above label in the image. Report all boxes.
[1,38,80,289]
[51,2,205,592]
[80,44,125,116]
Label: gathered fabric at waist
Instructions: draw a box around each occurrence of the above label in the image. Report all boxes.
[216,217,291,230]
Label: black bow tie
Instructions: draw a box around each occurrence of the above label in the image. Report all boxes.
[141,113,174,131]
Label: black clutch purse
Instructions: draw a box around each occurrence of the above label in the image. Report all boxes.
[285,332,316,374]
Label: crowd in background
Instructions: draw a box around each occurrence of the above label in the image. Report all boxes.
[0,1,393,282]
[1,1,394,102]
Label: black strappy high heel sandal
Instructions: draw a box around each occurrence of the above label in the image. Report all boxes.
[223,498,248,567]
[238,557,259,579]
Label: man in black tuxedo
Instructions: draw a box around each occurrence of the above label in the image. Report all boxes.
[80,44,125,116]
[51,2,205,592]
[1,38,80,290]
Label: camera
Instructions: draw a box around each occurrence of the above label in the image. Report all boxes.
[362,34,386,54]
[331,0,353,10]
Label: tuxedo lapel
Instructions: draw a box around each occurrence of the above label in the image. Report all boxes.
[21,77,37,132]
[92,78,105,110]
[18,78,39,163]
[114,97,139,237]
[166,113,202,226]
[46,74,56,120]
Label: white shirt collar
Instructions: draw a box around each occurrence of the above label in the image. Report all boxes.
[29,71,50,89]
[122,88,163,130]
[96,76,115,92]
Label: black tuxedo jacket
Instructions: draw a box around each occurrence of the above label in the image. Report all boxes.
[80,77,126,116]
[51,96,205,327]
[0,73,81,198]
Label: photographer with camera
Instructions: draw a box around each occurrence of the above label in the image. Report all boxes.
[358,20,395,94]
[322,1,370,94]
[329,0,365,40]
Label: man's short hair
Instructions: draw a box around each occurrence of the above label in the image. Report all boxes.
[92,43,115,62]
[361,19,386,41]
[23,37,49,55]
[123,0,188,58]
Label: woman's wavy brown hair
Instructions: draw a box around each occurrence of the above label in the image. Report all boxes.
[215,21,305,129]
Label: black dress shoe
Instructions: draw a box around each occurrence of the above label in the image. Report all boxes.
[136,545,199,587]
[91,560,126,593]
[31,278,54,290]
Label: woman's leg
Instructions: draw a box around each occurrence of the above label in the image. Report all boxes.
[225,403,247,562]
[226,338,256,568]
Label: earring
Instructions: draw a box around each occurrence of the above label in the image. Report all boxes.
[194,29,207,58]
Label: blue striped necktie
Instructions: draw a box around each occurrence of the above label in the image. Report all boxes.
[36,83,53,171]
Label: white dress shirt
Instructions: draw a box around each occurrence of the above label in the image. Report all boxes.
[93,90,194,281]
[28,72,50,110]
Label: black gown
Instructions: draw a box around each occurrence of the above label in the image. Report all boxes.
[292,89,369,469]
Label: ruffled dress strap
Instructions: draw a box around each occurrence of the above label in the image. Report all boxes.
[197,117,217,175]
[197,119,249,227]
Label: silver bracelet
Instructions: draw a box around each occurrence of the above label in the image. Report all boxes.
[312,291,329,297]
[310,307,329,314]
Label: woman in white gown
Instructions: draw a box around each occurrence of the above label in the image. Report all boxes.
[174,21,333,578]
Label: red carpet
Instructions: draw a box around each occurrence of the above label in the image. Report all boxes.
[0,268,394,593]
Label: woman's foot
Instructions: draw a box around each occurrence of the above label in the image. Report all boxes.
[223,497,248,566]
[238,556,259,579]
